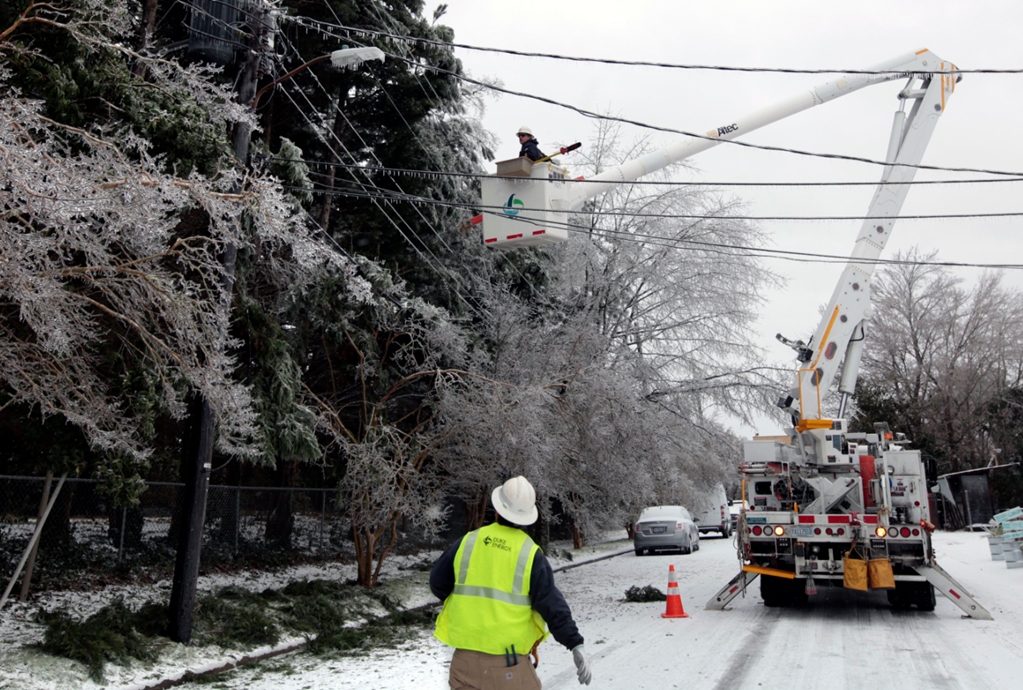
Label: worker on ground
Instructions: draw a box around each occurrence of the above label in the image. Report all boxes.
[517,126,546,162]
[431,476,593,689]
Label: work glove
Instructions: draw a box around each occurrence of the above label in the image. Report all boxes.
[572,644,592,685]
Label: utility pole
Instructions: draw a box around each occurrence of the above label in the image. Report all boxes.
[168,0,273,644]
[168,0,383,644]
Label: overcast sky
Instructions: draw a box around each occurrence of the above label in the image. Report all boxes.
[425,0,1023,436]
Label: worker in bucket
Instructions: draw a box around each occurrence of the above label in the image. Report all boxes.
[517,126,546,162]
[431,475,592,688]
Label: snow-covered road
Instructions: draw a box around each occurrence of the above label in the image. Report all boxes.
[182,531,1023,690]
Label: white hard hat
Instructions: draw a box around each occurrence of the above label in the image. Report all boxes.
[491,476,539,526]
[516,126,533,137]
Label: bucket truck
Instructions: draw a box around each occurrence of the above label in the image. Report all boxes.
[479,49,991,618]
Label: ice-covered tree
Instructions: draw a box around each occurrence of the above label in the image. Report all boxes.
[0,0,363,493]
[431,121,777,545]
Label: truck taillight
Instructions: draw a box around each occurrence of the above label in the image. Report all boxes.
[900,527,911,537]
[773,526,785,536]
[634,523,640,533]
[752,526,763,536]
[875,527,887,538]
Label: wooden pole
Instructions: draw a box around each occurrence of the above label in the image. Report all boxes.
[0,473,68,611]
[18,471,53,601]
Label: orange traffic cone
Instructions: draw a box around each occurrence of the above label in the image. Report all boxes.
[661,564,689,618]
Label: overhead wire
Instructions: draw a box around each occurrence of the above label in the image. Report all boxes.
[281,183,1023,270]
[310,0,543,301]
[381,52,1023,179]
[269,15,1022,274]
[284,16,1023,175]
[265,157,1023,189]
[287,180,1023,223]
[277,17,1023,178]
[286,18,1023,76]
[271,27,492,319]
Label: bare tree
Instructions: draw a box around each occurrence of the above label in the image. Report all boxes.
[857,248,1023,471]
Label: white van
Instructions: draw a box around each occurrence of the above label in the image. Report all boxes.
[693,484,731,537]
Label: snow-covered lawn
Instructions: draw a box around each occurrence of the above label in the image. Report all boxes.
[1,531,1018,690]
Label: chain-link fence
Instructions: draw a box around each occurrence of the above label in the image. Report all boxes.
[0,475,350,593]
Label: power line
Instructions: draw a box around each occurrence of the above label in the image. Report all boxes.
[271,30,492,320]
[281,17,1023,179]
[290,182,1023,223]
[280,184,1023,270]
[264,157,1023,189]
[285,17,1022,76]
[293,3,543,303]
[387,53,1023,179]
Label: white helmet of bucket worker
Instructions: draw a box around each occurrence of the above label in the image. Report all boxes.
[492,476,539,526]
[516,126,533,137]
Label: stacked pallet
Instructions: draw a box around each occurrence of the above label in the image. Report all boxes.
[988,506,1023,569]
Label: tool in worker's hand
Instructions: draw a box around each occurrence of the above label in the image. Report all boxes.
[533,142,581,165]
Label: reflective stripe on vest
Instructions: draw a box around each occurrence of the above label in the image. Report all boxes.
[433,523,548,654]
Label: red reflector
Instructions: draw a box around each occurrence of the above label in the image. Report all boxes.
[837,528,845,535]
[949,589,962,600]
[826,528,833,535]
[752,526,763,536]
[532,230,546,235]
[470,214,483,225]
[914,501,920,506]
[574,176,585,180]
[900,527,911,537]
[827,515,851,524]
[728,585,739,594]
[814,528,821,535]
[912,528,920,536]
[863,515,878,524]
[507,234,523,240]
[799,516,815,524]
[484,238,497,243]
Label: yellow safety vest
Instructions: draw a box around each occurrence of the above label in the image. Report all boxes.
[434,523,549,655]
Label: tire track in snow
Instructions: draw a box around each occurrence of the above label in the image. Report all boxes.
[709,613,777,690]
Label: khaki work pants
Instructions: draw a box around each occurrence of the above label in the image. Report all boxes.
[449,648,542,690]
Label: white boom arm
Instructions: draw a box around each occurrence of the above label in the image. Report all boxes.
[565,50,954,211]
[781,54,958,433]
[481,50,957,249]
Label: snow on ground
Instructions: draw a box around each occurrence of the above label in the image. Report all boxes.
[0,552,440,690]
[2,531,1020,690]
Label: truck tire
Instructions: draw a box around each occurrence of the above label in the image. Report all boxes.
[915,583,936,611]
[790,584,808,606]
[760,574,788,606]
[887,581,935,611]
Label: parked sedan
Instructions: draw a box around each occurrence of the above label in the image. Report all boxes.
[633,505,700,555]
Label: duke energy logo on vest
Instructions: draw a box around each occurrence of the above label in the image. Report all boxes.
[483,534,513,552]
[503,194,525,216]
